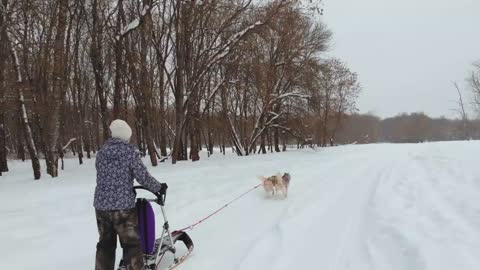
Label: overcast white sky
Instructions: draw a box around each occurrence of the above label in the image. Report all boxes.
[322,0,480,119]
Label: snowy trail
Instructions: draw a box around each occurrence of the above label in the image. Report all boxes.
[1,142,480,270]
[226,148,398,270]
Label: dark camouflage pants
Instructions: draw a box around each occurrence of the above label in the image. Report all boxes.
[95,208,144,270]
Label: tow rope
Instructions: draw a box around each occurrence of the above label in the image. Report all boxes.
[177,183,262,231]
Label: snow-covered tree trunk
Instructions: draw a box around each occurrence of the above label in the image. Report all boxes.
[113,0,126,119]
[140,0,158,167]
[89,0,109,143]
[72,68,84,165]
[158,73,168,158]
[16,75,40,178]
[151,9,173,159]
[172,0,188,164]
[7,28,41,179]
[0,5,8,175]
[72,4,85,165]
[206,81,214,155]
[0,124,7,175]
[44,0,69,178]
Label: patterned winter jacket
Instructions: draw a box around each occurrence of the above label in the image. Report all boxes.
[94,138,163,211]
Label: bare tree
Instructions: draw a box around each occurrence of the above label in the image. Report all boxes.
[469,63,480,116]
[453,82,469,139]
[170,0,283,163]
[222,2,332,155]
[7,32,41,179]
[88,0,110,143]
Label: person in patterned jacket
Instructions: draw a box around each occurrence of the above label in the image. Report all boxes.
[94,119,167,270]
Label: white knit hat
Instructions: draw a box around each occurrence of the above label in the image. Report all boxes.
[109,119,132,141]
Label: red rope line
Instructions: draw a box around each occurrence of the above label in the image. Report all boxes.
[177,183,262,232]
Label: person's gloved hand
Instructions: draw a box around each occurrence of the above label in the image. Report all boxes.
[158,183,168,195]
[155,183,168,205]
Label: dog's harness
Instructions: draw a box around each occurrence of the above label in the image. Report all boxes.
[269,178,280,185]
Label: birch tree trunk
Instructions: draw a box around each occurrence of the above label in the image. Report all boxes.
[7,24,41,179]
[45,0,69,177]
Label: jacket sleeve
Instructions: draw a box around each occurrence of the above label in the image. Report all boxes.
[130,149,163,193]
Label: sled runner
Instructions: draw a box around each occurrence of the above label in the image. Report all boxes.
[117,186,194,270]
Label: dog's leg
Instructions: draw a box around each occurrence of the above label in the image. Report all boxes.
[263,189,271,199]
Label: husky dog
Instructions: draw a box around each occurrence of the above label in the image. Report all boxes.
[259,173,291,198]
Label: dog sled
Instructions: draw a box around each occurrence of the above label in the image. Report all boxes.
[118,186,194,270]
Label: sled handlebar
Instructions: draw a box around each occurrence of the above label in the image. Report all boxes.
[133,186,167,206]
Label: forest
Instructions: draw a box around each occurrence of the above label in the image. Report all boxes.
[0,0,362,179]
[1,0,478,180]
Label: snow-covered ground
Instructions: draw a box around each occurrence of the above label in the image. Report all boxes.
[1,141,480,270]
